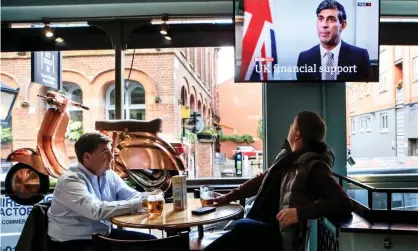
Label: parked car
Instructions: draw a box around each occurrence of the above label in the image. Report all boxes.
[170,141,188,163]
[232,146,262,160]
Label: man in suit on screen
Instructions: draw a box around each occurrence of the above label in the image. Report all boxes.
[296,0,373,82]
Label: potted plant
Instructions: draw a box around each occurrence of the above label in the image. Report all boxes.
[197,127,217,140]
[65,120,83,141]
[1,127,13,144]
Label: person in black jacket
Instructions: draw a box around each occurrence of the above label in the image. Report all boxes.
[204,111,353,251]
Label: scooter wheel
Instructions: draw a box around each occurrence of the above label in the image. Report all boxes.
[4,163,50,205]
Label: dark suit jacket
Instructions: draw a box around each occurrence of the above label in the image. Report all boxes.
[296,41,373,82]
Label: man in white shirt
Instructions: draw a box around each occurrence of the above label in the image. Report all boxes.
[48,132,156,251]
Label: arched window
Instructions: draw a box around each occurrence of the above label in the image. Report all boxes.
[0,82,14,128]
[63,82,83,122]
[181,86,188,106]
[190,94,196,113]
[106,80,146,120]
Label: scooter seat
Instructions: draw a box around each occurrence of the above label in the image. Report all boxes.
[95,119,162,133]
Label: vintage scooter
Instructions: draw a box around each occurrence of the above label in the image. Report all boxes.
[95,118,187,194]
[5,91,186,205]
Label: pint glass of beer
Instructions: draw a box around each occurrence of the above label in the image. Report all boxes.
[200,185,214,207]
[141,189,165,216]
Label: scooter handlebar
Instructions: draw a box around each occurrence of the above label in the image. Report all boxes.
[37,94,55,104]
[71,102,90,110]
[37,94,89,110]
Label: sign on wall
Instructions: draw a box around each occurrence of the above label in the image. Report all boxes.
[31,51,62,90]
[0,194,53,250]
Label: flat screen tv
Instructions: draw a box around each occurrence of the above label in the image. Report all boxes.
[234,0,380,83]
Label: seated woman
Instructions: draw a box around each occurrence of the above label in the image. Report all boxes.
[204,111,353,251]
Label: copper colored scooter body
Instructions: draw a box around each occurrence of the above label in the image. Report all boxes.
[7,92,73,178]
[96,119,187,192]
[5,91,90,205]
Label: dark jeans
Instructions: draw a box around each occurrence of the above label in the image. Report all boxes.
[204,218,283,251]
[49,228,157,251]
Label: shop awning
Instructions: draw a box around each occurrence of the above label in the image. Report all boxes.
[214,121,236,133]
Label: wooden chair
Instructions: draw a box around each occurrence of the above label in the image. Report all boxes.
[92,232,190,251]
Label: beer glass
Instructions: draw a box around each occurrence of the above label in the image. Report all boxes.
[141,189,165,216]
[200,185,214,207]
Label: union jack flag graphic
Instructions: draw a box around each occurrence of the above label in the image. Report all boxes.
[239,0,278,81]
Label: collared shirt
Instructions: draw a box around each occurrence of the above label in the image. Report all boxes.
[48,163,145,242]
[320,40,341,80]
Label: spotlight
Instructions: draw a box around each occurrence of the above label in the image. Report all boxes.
[164,31,172,41]
[55,37,64,43]
[160,23,168,35]
[161,14,169,36]
[44,24,54,38]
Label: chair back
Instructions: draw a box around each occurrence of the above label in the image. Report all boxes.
[16,201,52,251]
[92,232,190,251]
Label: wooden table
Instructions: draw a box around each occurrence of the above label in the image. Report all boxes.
[111,199,243,250]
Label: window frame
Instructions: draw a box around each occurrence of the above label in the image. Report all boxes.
[350,88,356,113]
[63,82,83,122]
[105,81,146,120]
[413,56,418,81]
[366,115,371,132]
[380,113,389,133]
[379,72,388,93]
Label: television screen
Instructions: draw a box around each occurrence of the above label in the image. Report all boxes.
[234,0,380,83]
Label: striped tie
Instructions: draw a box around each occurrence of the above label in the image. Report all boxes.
[325,51,334,80]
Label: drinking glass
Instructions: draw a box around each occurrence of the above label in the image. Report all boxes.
[141,189,165,216]
[200,185,215,207]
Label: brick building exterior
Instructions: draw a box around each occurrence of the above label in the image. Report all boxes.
[1,48,220,170]
[346,46,418,158]
[217,78,263,159]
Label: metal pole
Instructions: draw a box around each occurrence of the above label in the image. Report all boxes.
[182,118,186,139]
[115,43,125,119]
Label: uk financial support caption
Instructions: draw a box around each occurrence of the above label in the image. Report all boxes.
[254,58,357,75]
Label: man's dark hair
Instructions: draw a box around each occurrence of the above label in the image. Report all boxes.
[74,132,112,164]
[316,0,347,24]
[295,111,327,152]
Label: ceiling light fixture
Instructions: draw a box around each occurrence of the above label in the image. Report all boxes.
[160,23,168,35]
[151,18,233,25]
[43,20,54,38]
[160,15,169,35]
[164,31,172,41]
[55,37,64,43]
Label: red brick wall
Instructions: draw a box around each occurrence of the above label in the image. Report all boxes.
[220,140,263,159]
[195,140,214,178]
[174,50,214,125]
[65,141,77,162]
[1,143,12,159]
[216,78,263,159]
[217,78,262,138]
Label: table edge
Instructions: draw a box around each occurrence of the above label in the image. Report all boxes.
[110,204,244,229]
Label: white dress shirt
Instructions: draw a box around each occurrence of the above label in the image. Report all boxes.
[320,41,342,80]
[48,163,145,242]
